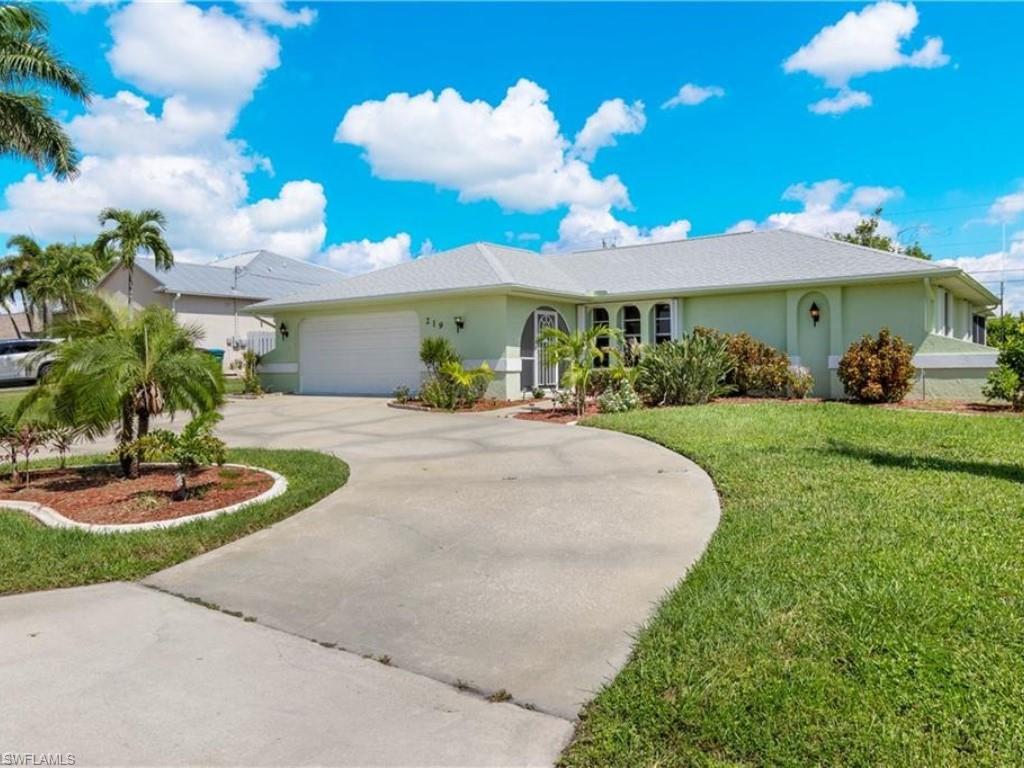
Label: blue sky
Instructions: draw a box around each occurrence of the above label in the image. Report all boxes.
[2,1,1022,305]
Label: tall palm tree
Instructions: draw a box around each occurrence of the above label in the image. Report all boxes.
[3,233,41,333]
[93,208,174,305]
[36,242,100,319]
[20,297,224,477]
[0,4,89,178]
[0,268,21,337]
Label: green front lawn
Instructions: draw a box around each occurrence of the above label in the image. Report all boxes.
[564,402,1024,767]
[0,448,348,594]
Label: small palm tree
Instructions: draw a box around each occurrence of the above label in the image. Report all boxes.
[539,325,624,416]
[94,208,174,305]
[0,4,89,178]
[20,297,224,478]
[36,241,100,319]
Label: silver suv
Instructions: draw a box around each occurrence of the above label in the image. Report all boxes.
[0,338,56,384]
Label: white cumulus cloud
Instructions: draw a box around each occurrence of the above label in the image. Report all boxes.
[238,1,316,29]
[729,179,903,237]
[808,88,872,116]
[335,79,630,213]
[322,233,415,276]
[543,204,691,253]
[661,83,725,109]
[989,189,1024,223]
[0,0,329,263]
[785,2,949,115]
[572,98,646,162]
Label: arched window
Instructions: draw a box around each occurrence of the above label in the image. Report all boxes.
[591,307,610,367]
[653,303,672,344]
[621,305,641,346]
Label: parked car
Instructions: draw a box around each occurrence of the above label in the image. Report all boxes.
[0,338,56,384]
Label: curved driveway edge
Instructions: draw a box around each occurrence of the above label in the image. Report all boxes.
[146,397,721,720]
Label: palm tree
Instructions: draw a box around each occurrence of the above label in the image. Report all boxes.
[93,209,174,305]
[3,233,41,333]
[0,268,22,337]
[539,325,624,416]
[0,4,89,178]
[36,242,100,319]
[20,297,224,477]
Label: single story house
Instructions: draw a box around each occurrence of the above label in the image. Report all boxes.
[97,250,344,369]
[249,229,999,400]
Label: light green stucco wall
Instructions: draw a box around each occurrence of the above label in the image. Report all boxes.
[258,293,580,398]
[682,291,788,351]
[258,276,996,402]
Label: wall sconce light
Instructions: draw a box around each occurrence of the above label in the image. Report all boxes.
[454,316,465,333]
[809,302,821,326]
[279,321,289,339]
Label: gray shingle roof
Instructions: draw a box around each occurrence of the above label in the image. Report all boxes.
[250,229,983,311]
[134,250,344,301]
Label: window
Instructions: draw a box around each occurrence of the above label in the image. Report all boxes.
[972,314,987,345]
[621,306,641,347]
[591,307,610,366]
[653,303,672,344]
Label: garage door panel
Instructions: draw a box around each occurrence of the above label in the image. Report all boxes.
[299,311,421,395]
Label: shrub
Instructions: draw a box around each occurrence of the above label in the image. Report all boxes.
[982,366,1022,410]
[420,377,458,410]
[984,323,1024,410]
[128,412,227,500]
[635,331,734,406]
[586,367,618,396]
[694,327,790,396]
[597,379,642,413]
[531,387,545,400]
[837,328,916,403]
[787,367,815,400]
[420,336,459,377]
[392,385,412,404]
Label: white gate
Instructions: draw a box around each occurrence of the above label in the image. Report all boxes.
[535,310,558,387]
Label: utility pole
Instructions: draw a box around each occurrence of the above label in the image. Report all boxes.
[1001,223,1007,318]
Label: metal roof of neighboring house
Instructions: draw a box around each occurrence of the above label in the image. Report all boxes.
[251,229,996,311]
[132,250,345,301]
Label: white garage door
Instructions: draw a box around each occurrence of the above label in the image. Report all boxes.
[299,311,421,395]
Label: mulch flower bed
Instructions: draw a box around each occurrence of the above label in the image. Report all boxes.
[515,404,599,424]
[0,465,275,525]
[390,398,520,413]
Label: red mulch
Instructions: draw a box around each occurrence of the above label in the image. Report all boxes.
[0,465,274,525]
[515,404,599,424]
[391,398,520,413]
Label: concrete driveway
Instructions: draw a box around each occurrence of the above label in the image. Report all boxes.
[1,397,719,766]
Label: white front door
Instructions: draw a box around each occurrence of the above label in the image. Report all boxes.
[299,311,421,395]
[535,310,558,387]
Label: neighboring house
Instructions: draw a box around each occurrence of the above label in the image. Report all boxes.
[97,250,344,369]
[249,230,999,400]
[0,311,34,340]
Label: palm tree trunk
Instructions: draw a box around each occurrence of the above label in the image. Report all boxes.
[127,267,133,306]
[1,301,22,339]
[20,291,34,334]
[119,399,135,478]
[132,408,150,478]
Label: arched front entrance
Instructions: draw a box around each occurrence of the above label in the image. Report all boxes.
[797,292,830,397]
[520,307,569,390]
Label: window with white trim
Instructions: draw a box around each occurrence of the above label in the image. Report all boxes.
[653,303,672,344]
[591,307,611,366]
[621,305,641,346]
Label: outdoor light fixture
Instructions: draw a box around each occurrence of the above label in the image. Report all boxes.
[279,321,289,338]
[809,302,821,326]
[454,316,465,333]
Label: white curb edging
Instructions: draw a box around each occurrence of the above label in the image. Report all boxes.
[0,463,288,534]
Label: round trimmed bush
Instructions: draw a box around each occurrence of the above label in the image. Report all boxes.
[837,329,916,403]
